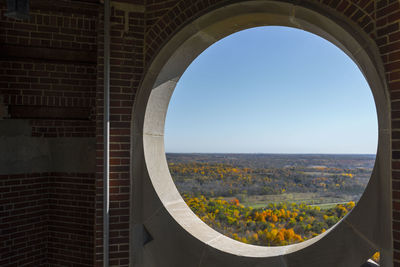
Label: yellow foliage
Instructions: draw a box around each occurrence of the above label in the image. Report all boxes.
[252,233,259,241]
[346,201,355,209]
[233,210,240,218]
[276,231,285,242]
[372,252,380,263]
[182,194,356,247]
[270,229,278,238]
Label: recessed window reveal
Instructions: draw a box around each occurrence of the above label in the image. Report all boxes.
[164,26,378,248]
[135,3,391,265]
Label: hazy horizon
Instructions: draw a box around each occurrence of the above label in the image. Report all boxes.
[165,26,378,154]
[165,151,376,156]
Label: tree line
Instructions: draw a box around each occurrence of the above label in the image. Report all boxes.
[184,194,354,246]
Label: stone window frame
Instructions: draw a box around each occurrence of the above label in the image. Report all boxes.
[130,1,392,266]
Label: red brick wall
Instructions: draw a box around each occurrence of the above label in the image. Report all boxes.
[0,1,97,49]
[95,2,145,266]
[0,61,96,109]
[377,0,400,266]
[1,0,400,266]
[0,58,96,137]
[0,0,97,136]
[0,173,48,267]
[0,1,98,266]
[47,173,95,267]
[0,173,95,267]
[146,0,178,28]
[31,119,95,138]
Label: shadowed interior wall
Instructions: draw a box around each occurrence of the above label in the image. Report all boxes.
[0,1,97,266]
[0,173,48,266]
[0,173,95,267]
[1,0,400,266]
[47,173,95,266]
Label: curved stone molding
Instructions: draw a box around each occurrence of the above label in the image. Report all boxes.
[131,1,391,266]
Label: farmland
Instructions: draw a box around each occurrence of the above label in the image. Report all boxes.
[167,153,374,246]
[167,153,374,207]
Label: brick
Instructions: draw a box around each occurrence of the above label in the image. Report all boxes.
[4,0,400,266]
[377,1,400,18]
[0,173,94,266]
[377,23,399,37]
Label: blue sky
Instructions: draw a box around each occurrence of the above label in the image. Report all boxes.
[164,26,378,154]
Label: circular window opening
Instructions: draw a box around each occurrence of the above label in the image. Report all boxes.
[164,26,378,247]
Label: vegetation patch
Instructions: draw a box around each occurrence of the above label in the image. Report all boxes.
[185,194,354,246]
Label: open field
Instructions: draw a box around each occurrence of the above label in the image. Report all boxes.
[168,153,374,207]
[310,202,350,210]
[225,193,356,209]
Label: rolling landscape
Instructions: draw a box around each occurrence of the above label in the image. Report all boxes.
[167,153,377,252]
[168,153,374,207]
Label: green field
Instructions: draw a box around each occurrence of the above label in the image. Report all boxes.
[310,202,350,210]
[228,193,356,209]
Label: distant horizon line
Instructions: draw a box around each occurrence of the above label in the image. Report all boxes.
[165,152,376,155]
